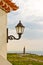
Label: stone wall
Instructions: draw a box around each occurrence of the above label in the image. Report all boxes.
[0,9,7,59]
[0,9,12,65]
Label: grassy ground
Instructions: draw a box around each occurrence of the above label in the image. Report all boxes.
[7,53,43,65]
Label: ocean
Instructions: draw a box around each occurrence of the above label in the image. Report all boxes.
[8,51,43,55]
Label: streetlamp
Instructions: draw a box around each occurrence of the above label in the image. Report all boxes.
[7,20,25,42]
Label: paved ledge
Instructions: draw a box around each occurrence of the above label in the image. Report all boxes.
[0,55,12,65]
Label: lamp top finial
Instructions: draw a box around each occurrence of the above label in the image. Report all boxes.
[19,20,21,23]
[15,20,25,28]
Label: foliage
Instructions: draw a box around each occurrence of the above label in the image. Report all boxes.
[7,53,43,65]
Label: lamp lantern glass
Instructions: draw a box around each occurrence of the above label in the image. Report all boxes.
[15,20,25,34]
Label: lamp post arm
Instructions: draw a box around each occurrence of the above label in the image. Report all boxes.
[7,28,22,43]
[8,33,22,40]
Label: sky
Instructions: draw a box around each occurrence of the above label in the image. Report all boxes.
[7,0,43,53]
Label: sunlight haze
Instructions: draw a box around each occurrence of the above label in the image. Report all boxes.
[7,0,43,54]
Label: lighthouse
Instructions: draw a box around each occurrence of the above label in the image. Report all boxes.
[0,0,18,65]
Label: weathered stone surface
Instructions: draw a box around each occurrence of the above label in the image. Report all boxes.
[0,9,7,59]
[0,55,12,65]
[0,9,12,65]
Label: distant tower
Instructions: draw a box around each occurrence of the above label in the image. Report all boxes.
[23,46,25,54]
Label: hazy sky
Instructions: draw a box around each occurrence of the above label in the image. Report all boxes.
[7,0,43,52]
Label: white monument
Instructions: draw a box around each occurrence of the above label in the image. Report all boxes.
[0,0,18,65]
